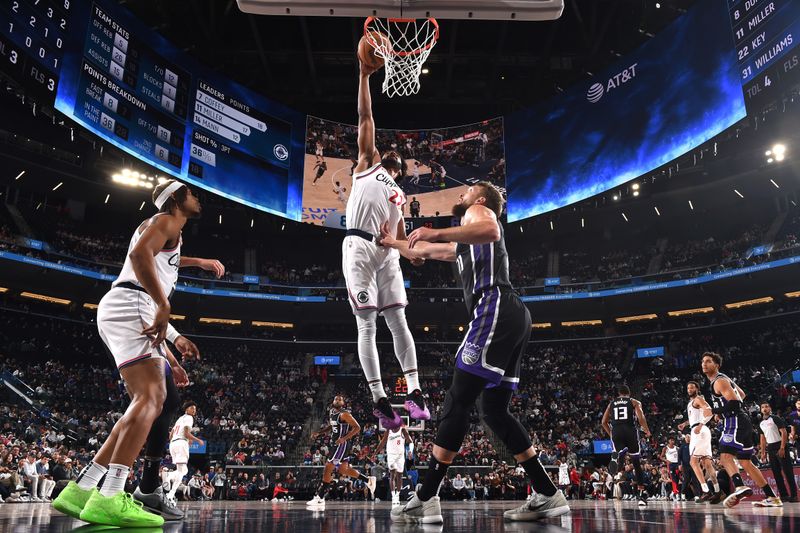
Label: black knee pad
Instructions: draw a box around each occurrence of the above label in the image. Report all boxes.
[479,389,532,455]
[143,371,181,457]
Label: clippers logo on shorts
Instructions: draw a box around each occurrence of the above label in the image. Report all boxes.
[357,291,369,304]
[586,63,638,103]
[274,144,289,161]
[461,341,482,365]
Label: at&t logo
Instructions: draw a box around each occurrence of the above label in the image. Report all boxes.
[586,63,638,103]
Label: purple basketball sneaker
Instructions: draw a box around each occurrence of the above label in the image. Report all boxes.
[374,397,403,429]
[405,390,431,420]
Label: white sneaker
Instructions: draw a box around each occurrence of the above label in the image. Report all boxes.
[391,493,443,524]
[504,491,571,521]
[306,495,325,507]
[753,496,783,507]
[723,486,753,508]
[367,476,377,498]
[31,497,42,502]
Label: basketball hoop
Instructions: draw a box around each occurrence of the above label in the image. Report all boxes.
[364,17,439,98]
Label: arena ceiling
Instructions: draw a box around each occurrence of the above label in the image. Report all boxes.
[119,0,698,126]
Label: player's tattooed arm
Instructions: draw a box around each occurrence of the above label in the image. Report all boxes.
[633,400,651,437]
[339,412,361,443]
[601,404,612,438]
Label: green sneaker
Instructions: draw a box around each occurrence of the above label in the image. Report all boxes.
[52,481,96,519]
[79,490,165,527]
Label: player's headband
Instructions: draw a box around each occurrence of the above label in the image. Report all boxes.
[154,181,186,209]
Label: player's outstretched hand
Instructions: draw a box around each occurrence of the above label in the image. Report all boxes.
[174,335,201,360]
[407,226,438,249]
[172,364,190,388]
[199,258,226,278]
[359,60,377,77]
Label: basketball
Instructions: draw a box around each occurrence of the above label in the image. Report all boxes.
[358,33,387,72]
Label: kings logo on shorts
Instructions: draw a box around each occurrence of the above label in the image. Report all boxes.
[461,341,482,365]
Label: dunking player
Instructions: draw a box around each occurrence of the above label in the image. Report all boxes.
[344,59,429,429]
[377,425,413,505]
[601,385,651,506]
[677,381,722,503]
[306,395,376,508]
[381,183,569,523]
[165,401,204,503]
[312,159,328,185]
[701,352,781,507]
[52,180,224,527]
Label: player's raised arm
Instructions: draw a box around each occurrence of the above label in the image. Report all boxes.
[355,66,380,174]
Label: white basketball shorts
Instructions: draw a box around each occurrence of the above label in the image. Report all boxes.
[387,454,405,473]
[97,287,166,370]
[169,440,190,464]
[689,425,712,457]
[342,235,407,315]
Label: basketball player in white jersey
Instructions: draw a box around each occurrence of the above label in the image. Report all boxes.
[660,437,681,501]
[411,161,421,186]
[166,401,203,502]
[52,180,224,527]
[378,425,413,505]
[677,381,721,503]
[333,181,347,204]
[345,58,429,429]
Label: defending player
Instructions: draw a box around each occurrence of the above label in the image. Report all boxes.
[52,180,224,527]
[701,352,781,507]
[377,425,413,505]
[306,395,376,508]
[312,159,328,185]
[165,401,204,503]
[601,385,651,506]
[381,183,569,523]
[333,181,347,205]
[344,58,429,430]
[677,381,722,503]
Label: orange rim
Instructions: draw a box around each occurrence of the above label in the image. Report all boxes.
[363,17,439,58]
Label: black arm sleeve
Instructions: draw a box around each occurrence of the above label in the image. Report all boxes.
[774,416,786,429]
[711,399,741,415]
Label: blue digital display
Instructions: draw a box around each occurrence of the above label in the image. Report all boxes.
[544,277,561,286]
[593,440,614,454]
[54,0,305,220]
[243,275,260,285]
[504,0,747,222]
[314,356,341,365]
[636,346,665,359]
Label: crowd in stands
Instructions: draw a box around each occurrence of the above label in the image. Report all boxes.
[2,274,800,502]
[4,200,800,294]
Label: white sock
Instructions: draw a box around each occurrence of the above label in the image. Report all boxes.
[701,482,709,493]
[356,312,386,402]
[711,479,720,492]
[99,464,129,497]
[168,465,187,499]
[77,461,108,491]
[383,307,419,393]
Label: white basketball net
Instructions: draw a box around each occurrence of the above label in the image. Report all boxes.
[364,17,439,98]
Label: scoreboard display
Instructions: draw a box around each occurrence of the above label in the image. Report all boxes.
[728,0,800,112]
[51,0,305,220]
[0,0,73,102]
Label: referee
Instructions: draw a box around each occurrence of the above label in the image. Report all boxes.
[759,402,798,502]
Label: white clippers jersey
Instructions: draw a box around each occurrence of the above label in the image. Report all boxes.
[114,214,181,299]
[687,398,710,427]
[171,414,194,441]
[387,428,405,456]
[665,445,679,463]
[346,163,405,237]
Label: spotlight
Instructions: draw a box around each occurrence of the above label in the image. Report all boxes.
[633,191,640,197]
[421,68,429,74]
[632,183,640,191]
[613,195,619,201]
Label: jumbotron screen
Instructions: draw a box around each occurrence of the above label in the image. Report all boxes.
[301,116,506,226]
[504,0,747,222]
[50,0,306,220]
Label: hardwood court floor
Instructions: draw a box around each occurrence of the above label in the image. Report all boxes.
[1,498,796,532]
